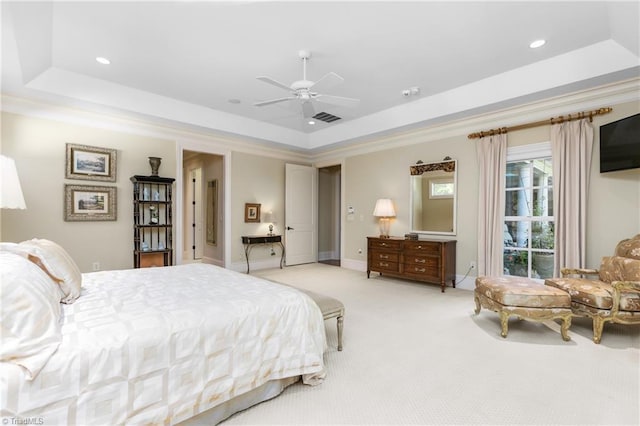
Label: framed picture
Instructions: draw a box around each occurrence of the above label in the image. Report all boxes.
[244,203,261,223]
[65,143,117,182]
[64,184,117,221]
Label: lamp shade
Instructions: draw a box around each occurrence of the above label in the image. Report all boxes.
[1,155,26,209]
[264,211,276,223]
[373,198,395,217]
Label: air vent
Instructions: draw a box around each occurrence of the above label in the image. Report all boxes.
[312,112,342,123]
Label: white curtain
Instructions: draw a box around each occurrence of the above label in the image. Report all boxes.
[551,119,594,275]
[477,133,507,276]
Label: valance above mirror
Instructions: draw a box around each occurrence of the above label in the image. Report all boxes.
[409,159,457,235]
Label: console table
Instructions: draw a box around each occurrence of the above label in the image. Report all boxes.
[367,236,457,292]
[241,235,285,273]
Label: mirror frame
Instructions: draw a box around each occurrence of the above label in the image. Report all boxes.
[409,159,457,236]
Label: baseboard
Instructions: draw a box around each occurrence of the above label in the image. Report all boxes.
[341,258,367,272]
[319,250,339,261]
[230,257,283,274]
[455,274,475,291]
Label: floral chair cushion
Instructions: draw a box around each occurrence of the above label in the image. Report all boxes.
[614,234,640,260]
[545,278,614,310]
[547,256,640,312]
[476,276,571,309]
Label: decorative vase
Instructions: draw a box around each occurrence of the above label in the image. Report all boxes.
[149,157,162,176]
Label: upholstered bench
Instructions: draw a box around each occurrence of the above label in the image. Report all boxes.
[297,288,344,351]
[474,276,573,341]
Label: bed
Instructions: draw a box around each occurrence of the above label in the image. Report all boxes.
[0,239,326,425]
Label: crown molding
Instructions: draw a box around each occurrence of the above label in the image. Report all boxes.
[309,77,639,164]
[3,77,638,166]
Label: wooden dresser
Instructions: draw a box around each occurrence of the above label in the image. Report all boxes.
[367,236,457,292]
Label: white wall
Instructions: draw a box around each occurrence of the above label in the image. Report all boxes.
[0,111,175,272]
[2,89,638,278]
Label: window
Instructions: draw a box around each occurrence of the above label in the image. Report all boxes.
[429,178,454,199]
[504,143,554,279]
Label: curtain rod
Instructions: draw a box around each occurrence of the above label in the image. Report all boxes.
[467,107,613,139]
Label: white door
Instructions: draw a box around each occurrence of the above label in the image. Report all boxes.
[285,163,317,266]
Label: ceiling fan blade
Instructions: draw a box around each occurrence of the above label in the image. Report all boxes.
[254,97,296,107]
[256,76,292,92]
[309,72,344,92]
[315,94,360,108]
[302,101,315,118]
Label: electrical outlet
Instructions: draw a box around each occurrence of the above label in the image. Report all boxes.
[92,262,100,271]
[470,261,476,270]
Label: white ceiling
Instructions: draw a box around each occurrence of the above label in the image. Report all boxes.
[2,1,639,152]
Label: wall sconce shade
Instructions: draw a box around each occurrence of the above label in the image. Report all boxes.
[1,155,27,209]
[373,198,395,238]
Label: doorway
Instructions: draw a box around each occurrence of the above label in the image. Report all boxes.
[182,150,224,265]
[318,165,341,266]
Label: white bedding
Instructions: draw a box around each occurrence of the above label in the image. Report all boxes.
[0,263,326,425]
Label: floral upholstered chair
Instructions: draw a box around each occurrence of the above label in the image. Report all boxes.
[545,234,640,343]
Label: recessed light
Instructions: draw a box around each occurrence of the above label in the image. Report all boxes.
[308,120,315,125]
[529,39,546,49]
[96,57,111,65]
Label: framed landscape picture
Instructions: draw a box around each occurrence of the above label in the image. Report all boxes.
[64,184,117,221]
[65,143,117,182]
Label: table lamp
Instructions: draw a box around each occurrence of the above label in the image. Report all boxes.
[373,198,395,238]
[1,155,27,209]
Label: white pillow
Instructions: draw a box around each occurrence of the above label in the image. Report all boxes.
[0,251,63,379]
[19,239,82,304]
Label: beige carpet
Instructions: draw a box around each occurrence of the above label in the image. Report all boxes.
[221,263,640,425]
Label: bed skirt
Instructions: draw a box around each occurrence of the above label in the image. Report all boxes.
[178,376,300,425]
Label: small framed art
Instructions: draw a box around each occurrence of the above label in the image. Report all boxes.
[65,143,117,182]
[64,184,117,221]
[244,203,261,223]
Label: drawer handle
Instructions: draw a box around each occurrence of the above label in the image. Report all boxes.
[417,245,422,249]
[414,258,425,263]
[414,267,426,273]
[379,254,389,259]
[380,262,389,267]
[380,242,387,246]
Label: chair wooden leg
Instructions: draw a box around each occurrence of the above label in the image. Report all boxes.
[336,315,343,351]
[474,293,481,315]
[499,311,510,338]
[560,315,572,341]
[592,316,605,344]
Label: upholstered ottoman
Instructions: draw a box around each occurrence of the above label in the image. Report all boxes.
[297,288,344,351]
[474,276,573,341]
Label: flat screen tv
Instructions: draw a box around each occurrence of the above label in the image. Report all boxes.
[599,113,640,173]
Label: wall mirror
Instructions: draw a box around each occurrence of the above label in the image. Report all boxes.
[206,179,218,245]
[409,159,457,235]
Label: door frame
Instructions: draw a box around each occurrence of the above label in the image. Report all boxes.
[175,142,231,268]
[314,159,345,266]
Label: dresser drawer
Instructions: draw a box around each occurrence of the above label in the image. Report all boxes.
[370,259,400,273]
[368,239,402,251]
[371,251,399,263]
[403,240,441,254]
[404,265,440,281]
[404,255,439,268]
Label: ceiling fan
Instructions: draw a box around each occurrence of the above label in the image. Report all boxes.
[254,50,360,118]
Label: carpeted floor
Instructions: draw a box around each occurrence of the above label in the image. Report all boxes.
[221,263,640,425]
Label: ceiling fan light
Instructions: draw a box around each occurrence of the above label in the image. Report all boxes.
[96,56,111,65]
